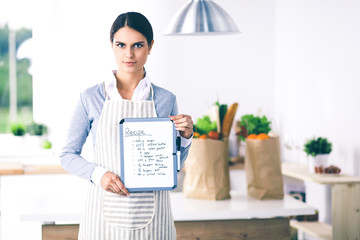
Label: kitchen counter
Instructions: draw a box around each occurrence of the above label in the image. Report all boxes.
[172,191,315,240]
[0,162,67,175]
[171,191,314,221]
[18,190,315,223]
[0,161,315,239]
[0,152,67,175]
[17,186,315,240]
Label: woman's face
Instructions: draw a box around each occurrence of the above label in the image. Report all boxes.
[111,26,153,75]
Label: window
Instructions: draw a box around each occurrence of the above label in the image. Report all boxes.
[0,21,32,133]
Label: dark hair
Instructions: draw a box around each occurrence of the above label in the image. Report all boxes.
[110,12,153,46]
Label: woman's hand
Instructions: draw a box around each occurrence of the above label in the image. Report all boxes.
[170,114,193,139]
[100,171,130,196]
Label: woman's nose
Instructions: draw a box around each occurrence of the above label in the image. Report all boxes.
[125,47,134,58]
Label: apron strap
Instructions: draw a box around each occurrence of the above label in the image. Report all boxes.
[102,82,108,99]
[148,84,154,100]
[149,84,157,116]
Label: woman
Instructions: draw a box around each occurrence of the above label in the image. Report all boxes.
[60,12,193,239]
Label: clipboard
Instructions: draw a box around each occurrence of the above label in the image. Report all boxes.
[119,117,180,192]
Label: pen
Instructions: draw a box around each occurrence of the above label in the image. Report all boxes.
[176,136,181,171]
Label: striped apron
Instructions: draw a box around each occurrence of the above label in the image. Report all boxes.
[78,84,176,240]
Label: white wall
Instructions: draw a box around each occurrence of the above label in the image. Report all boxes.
[32,0,275,154]
[274,0,360,224]
[274,0,360,176]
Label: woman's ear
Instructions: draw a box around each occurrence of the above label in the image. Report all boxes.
[148,40,154,55]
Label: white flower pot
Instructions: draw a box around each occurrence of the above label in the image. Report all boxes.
[308,154,329,173]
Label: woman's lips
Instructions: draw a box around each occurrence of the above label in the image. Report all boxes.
[124,61,136,66]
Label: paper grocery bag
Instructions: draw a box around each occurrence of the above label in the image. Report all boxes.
[245,137,284,200]
[183,139,230,200]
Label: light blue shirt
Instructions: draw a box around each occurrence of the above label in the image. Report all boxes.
[60,82,191,182]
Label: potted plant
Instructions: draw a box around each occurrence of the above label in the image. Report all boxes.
[25,122,49,149]
[26,122,48,136]
[10,122,26,136]
[8,122,27,151]
[304,137,332,173]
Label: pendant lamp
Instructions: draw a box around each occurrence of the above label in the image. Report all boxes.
[163,0,239,35]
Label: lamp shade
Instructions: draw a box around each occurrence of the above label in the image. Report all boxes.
[163,0,239,35]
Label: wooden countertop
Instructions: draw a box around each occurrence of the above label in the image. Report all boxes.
[282,162,360,184]
[0,162,67,175]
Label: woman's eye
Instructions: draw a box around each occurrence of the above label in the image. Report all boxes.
[117,43,125,48]
[134,43,143,48]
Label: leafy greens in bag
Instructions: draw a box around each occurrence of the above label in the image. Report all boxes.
[238,114,271,141]
[194,115,217,135]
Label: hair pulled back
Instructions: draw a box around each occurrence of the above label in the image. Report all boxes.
[110,12,153,46]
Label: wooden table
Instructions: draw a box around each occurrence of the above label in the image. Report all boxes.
[282,162,360,240]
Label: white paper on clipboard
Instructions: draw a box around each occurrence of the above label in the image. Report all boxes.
[119,117,179,192]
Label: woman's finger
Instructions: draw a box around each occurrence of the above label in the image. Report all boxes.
[170,116,193,128]
[114,177,130,196]
[170,115,192,124]
[101,171,130,196]
[169,114,193,139]
[174,121,192,128]
[111,183,121,194]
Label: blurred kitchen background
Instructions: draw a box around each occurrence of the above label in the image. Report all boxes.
[0,0,359,239]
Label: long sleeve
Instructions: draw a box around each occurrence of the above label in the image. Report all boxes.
[169,95,191,170]
[59,92,97,181]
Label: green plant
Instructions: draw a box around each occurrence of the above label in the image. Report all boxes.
[237,114,271,141]
[10,122,26,136]
[304,137,332,157]
[194,115,217,135]
[26,122,47,136]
